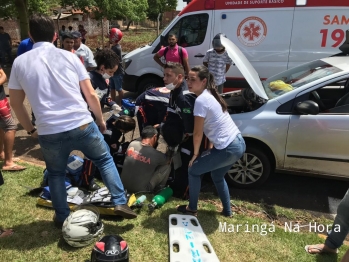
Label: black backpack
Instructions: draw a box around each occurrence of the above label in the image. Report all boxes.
[163,46,184,65]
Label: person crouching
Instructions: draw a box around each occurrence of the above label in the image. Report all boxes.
[120,126,171,193]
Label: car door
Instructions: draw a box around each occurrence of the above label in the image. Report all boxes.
[284,76,349,177]
[163,12,212,69]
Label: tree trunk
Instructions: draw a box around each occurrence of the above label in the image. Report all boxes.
[157,13,161,36]
[14,0,29,40]
[126,21,133,31]
[101,18,104,48]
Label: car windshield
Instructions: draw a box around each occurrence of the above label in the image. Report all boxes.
[262,60,342,99]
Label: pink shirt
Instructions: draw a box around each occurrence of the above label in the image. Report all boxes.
[157,44,188,64]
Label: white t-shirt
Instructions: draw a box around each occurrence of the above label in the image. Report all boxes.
[194,89,239,149]
[74,43,97,69]
[8,42,94,135]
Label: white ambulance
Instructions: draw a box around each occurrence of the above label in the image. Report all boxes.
[122,0,349,94]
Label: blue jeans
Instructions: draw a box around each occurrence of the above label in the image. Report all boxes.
[325,189,349,249]
[38,122,127,222]
[188,134,245,216]
[110,74,123,91]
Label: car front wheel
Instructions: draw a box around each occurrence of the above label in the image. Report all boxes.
[226,146,271,188]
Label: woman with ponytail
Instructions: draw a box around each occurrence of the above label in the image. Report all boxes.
[176,65,245,217]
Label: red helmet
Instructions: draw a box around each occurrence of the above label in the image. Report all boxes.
[109,28,123,44]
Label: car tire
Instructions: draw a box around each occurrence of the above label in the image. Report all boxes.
[226,145,271,188]
[137,76,164,95]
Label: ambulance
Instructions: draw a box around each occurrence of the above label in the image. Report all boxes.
[122,0,349,94]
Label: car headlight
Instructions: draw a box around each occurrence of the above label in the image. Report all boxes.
[123,58,132,70]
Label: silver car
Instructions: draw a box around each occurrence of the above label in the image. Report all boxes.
[220,36,349,188]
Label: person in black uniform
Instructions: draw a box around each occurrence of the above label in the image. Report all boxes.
[162,62,208,199]
[135,87,171,133]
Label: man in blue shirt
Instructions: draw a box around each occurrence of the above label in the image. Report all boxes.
[17,38,34,56]
[16,38,35,125]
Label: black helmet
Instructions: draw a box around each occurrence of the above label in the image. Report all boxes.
[91,235,129,262]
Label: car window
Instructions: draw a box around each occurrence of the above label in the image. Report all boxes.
[293,78,349,114]
[262,60,343,100]
[166,14,209,47]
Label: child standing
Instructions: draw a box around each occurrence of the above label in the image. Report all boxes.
[109,28,124,106]
[203,33,233,94]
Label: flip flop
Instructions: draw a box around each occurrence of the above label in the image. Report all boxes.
[0,228,14,238]
[304,244,338,254]
[2,164,26,171]
[176,205,198,217]
[0,157,21,162]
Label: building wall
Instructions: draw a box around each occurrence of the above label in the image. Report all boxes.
[0,20,20,44]
[162,11,180,25]
[57,16,109,38]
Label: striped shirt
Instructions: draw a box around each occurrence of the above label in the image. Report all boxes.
[203,49,233,86]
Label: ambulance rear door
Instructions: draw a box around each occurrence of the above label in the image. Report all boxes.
[288,0,349,69]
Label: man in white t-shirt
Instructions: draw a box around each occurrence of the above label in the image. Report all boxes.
[8,14,137,227]
[203,33,233,94]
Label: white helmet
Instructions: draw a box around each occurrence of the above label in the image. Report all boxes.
[62,206,104,247]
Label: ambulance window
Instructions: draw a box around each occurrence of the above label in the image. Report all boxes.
[296,0,307,6]
[166,14,209,47]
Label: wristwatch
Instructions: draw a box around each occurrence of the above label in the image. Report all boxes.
[27,128,37,135]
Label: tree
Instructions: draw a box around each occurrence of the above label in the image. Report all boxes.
[0,0,60,40]
[147,0,177,28]
[61,0,148,30]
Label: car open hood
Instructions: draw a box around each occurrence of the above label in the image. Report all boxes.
[221,37,268,100]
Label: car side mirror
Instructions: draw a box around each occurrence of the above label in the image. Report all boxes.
[295,100,319,115]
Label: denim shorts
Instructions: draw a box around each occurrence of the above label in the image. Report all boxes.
[110,74,123,91]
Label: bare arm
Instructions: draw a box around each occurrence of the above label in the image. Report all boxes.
[0,68,7,85]
[225,64,231,73]
[183,57,190,76]
[189,116,205,167]
[9,89,35,133]
[79,79,106,133]
[153,53,165,68]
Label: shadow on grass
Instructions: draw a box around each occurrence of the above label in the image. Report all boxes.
[259,200,278,220]
[141,208,219,235]
[0,221,62,250]
[315,254,338,262]
[13,135,43,160]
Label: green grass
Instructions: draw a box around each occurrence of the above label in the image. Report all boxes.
[0,163,347,262]
[88,29,159,52]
